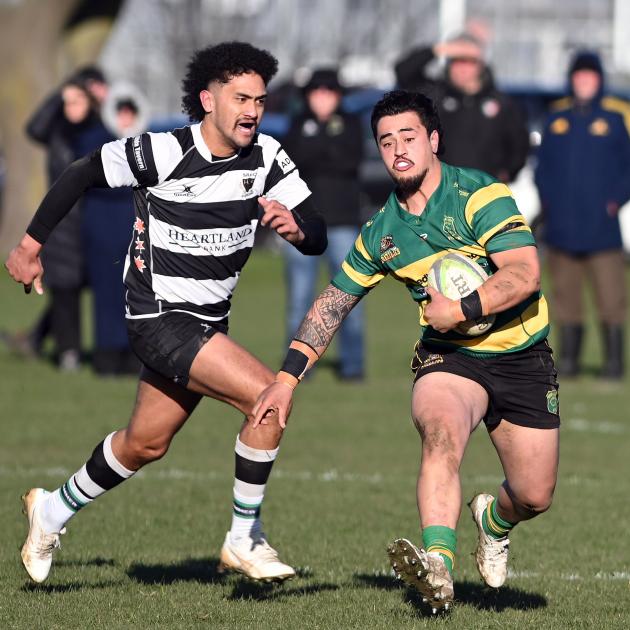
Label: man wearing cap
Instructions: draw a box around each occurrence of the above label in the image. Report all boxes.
[535,50,630,379]
[395,33,529,184]
[282,68,366,380]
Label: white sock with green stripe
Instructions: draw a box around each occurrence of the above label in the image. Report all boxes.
[229,436,279,545]
[39,432,135,534]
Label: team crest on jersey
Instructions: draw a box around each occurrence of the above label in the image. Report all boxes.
[442,216,463,242]
[241,171,257,193]
[380,234,400,262]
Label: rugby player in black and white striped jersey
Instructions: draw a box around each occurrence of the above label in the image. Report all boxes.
[6,42,327,584]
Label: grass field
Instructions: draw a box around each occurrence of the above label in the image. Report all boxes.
[1,249,629,629]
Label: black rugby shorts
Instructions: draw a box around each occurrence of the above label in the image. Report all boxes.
[411,340,560,430]
[127,312,228,387]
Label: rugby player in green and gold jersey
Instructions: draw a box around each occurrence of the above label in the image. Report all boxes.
[252,90,559,612]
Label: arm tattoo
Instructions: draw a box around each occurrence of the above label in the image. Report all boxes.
[295,284,361,354]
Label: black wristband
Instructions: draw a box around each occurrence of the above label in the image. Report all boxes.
[280,348,309,380]
[460,290,483,320]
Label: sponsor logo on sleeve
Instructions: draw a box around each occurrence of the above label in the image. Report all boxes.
[275,149,295,174]
[132,135,147,171]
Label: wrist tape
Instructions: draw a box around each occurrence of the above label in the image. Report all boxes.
[460,290,483,320]
[277,341,320,388]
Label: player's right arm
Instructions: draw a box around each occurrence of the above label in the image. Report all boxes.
[251,285,362,428]
[5,149,109,294]
[5,131,182,294]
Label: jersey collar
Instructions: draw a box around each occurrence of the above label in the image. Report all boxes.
[388,163,449,224]
[191,123,239,164]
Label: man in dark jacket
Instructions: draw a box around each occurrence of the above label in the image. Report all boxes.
[535,50,630,379]
[395,33,529,183]
[282,68,365,380]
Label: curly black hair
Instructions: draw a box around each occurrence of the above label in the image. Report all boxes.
[181,41,279,122]
[370,90,445,156]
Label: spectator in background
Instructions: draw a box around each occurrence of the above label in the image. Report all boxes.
[73,81,141,376]
[395,32,529,183]
[74,65,109,107]
[114,99,140,136]
[535,50,630,380]
[101,81,151,139]
[2,66,113,369]
[282,68,365,380]
[17,78,99,370]
[16,67,139,376]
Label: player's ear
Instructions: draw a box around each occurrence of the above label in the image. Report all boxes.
[429,130,439,154]
[200,89,214,115]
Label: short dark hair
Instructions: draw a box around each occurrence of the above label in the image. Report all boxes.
[370,90,444,155]
[73,65,107,85]
[181,41,279,122]
[116,98,139,114]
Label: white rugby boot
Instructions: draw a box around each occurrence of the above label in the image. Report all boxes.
[21,488,65,583]
[218,532,295,582]
[469,493,510,588]
[387,538,454,613]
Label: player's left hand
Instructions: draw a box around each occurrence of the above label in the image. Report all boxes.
[423,286,465,333]
[259,197,305,244]
[251,381,294,429]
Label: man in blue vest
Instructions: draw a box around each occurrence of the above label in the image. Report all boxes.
[536,50,630,379]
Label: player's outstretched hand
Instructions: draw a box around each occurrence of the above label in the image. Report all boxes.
[4,234,44,295]
[424,287,464,333]
[259,196,305,245]
[251,381,295,429]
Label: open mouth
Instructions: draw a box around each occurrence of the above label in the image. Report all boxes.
[236,120,257,134]
[394,157,414,172]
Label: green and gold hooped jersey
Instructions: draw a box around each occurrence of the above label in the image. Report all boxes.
[331,163,549,356]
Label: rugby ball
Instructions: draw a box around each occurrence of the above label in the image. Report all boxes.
[427,252,496,336]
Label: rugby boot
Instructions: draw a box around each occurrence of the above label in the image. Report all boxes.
[21,488,65,583]
[601,324,624,380]
[387,538,454,613]
[469,493,509,588]
[218,532,295,582]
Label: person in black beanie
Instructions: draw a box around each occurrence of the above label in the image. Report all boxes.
[535,50,630,379]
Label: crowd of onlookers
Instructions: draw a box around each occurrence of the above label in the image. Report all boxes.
[2,66,146,376]
[3,32,630,380]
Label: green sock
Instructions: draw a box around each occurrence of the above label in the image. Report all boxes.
[422,525,457,575]
[481,498,515,539]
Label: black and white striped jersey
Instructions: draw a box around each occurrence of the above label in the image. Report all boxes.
[100,123,311,323]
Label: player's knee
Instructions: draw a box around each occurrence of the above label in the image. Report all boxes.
[510,487,555,518]
[414,415,461,474]
[413,411,451,452]
[124,436,170,466]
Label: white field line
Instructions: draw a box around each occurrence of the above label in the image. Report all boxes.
[564,418,626,434]
[0,466,606,488]
[507,569,630,581]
